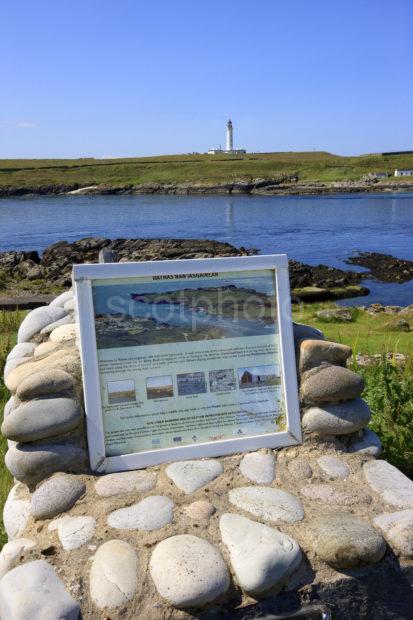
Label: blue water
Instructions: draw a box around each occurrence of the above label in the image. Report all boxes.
[1,192,412,305]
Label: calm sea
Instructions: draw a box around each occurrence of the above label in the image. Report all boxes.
[1,192,412,305]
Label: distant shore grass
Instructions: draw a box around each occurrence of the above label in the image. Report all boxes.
[1,151,413,189]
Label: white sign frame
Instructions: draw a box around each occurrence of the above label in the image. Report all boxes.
[73,254,301,473]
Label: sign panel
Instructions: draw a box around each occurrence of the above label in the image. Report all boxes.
[74,255,301,472]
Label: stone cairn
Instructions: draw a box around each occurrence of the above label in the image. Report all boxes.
[1,292,413,619]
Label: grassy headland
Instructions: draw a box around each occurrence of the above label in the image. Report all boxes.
[1,151,413,194]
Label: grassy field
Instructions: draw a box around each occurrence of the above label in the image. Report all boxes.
[1,151,413,189]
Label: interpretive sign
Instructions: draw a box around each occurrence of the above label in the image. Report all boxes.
[73,255,301,472]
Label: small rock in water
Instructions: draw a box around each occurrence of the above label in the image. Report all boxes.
[0,538,36,579]
[90,540,139,610]
[5,441,87,486]
[3,483,31,540]
[240,452,275,484]
[317,455,350,479]
[150,534,230,607]
[31,473,86,520]
[299,339,352,373]
[17,305,67,343]
[57,515,96,550]
[373,509,413,557]
[308,512,386,568]
[108,495,174,531]
[184,500,215,520]
[95,470,156,497]
[166,459,223,493]
[229,486,304,524]
[302,398,371,436]
[364,460,413,508]
[16,368,74,400]
[349,429,382,456]
[2,397,81,442]
[220,513,302,596]
[300,365,364,404]
[0,560,80,619]
[50,323,77,342]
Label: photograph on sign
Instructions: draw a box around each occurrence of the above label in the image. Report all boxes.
[74,255,301,471]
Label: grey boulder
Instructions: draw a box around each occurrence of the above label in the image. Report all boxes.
[17,306,67,343]
[301,365,364,404]
[31,473,86,520]
[16,369,75,400]
[302,398,371,436]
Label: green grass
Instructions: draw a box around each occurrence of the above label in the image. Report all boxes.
[0,310,26,547]
[292,302,413,356]
[1,151,413,189]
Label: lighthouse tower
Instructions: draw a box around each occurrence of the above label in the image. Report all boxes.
[226,119,233,152]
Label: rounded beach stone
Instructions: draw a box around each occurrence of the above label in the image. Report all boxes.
[3,356,31,380]
[31,473,86,520]
[50,323,77,343]
[107,495,174,531]
[57,515,96,550]
[3,395,17,418]
[228,486,304,524]
[95,470,157,497]
[317,455,350,479]
[300,483,371,505]
[17,305,67,343]
[240,452,275,484]
[6,342,36,361]
[220,513,302,596]
[150,534,230,608]
[40,314,73,336]
[299,339,352,373]
[364,459,413,508]
[0,537,36,579]
[16,368,75,400]
[5,348,80,393]
[373,509,413,557]
[3,483,31,540]
[308,513,386,568]
[0,560,80,619]
[33,340,61,359]
[90,540,139,610]
[2,397,81,443]
[184,500,215,520]
[349,429,382,456]
[293,323,324,345]
[302,398,371,436]
[165,459,223,494]
[5,442,87,487]
[50,290,74,308]
[300,365,364,404]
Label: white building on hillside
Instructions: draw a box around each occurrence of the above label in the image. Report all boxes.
[208,120,246,155]
[394,169,413,177]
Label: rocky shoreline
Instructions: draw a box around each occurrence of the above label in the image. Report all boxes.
[1,237,412,306]
[1,177,413,198]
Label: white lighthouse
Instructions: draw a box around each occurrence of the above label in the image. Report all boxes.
[226,119,233,152]
[208,120,246,155]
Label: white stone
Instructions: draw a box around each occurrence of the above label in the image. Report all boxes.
[0,538,36,579]
[95,470,156,497]
[0,559,80,619]
[3,483,31,540]
[33,340,61,358]
[57,516,96,550]
[364,460,413,508]
[229,486,304,524]
[108,495,174,531]
[3,357,31,380]
[63,298,76,312]
[166,459,223,494]
[17,306,67,343]
[50,290,73,308]
[3,395,17,418]
[373,509,413,556]
[184,500,215,520]
[49,323,77,343]
[240,452,275,484]
[317,456,350,479]
[349,429,382,456]
[90,540,138,610]
[6,342,36,361]
[220,513,302,596]
[302,398,371,436]
[150,534,230,607]
[40,314,73,336]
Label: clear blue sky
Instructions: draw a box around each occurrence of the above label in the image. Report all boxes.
[1,0,411,158]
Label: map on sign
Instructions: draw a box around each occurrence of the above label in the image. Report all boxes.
[74,255,301,472]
